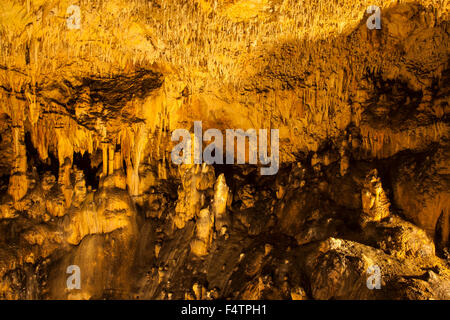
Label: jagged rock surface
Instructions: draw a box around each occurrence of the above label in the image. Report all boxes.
[0,0,448,299]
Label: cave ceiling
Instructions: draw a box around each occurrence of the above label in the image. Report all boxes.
[0,0,449,300]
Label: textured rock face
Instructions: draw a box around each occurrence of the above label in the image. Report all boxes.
[392,147,450,251]
[361,169,390,226]
[0,0,449,300]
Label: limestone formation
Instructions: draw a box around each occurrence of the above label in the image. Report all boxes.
[0,0,448,300]
[212,173,230,233]
[174,164,215,229]
[361,169,391,226]
[190,208,214,257]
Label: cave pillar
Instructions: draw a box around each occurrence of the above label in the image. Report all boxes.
[212,173,230,233]
[102,142,108,176]
[7,97,28,201]
[59,157,73,208]
[114,151,122,171]
[108,144,114,175]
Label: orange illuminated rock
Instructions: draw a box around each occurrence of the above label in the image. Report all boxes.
[0,0,448,300]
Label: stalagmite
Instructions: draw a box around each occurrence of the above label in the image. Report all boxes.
[212,173,229,233]
[114,151,123,172]
[8,124,28,202]
[174,164,215,229]
[58,157,73,208]
[0,0,448,301]
[339,140,350,177]
[108,144,115,176]
[190,208,214,257]
[361,169,390,226]
[102,142,108,176]
[71,168,87,207]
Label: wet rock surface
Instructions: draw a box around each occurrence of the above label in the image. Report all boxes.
[0,0,449,299]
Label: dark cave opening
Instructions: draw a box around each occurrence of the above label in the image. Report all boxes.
[0,174,9,194]
[213,162,237,190]
[363,69,424,127]
[0,130,9,192]
[435,210,448,256]
[25,132,59,180]
[73,151,100,190]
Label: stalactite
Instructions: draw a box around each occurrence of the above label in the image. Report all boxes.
[360,123,448,159]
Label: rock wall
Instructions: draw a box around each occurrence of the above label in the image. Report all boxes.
[0,0,448,299]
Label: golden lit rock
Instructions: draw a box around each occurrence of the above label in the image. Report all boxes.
[0,0,448,301]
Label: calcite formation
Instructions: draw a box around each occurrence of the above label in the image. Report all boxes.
[361,169,390,226]
[0,0,449,300]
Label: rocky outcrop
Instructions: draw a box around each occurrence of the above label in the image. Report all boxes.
[0,0,448,300]
[392,147,450,252]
